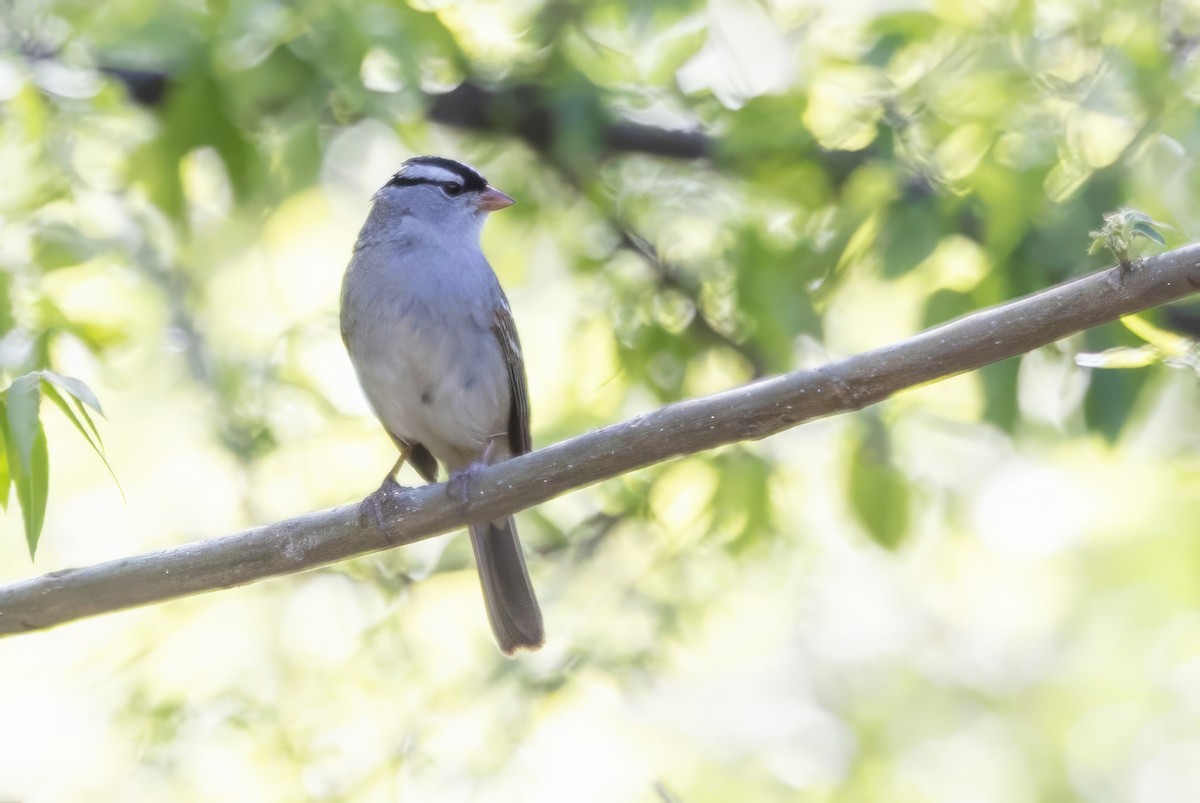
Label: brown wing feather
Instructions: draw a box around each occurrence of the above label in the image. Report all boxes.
[492,297,532,456]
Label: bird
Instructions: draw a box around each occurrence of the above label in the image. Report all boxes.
[339,155,544,655]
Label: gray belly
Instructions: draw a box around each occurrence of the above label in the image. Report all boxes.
[346,308,509,470]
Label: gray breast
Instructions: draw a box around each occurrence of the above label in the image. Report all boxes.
[341,240,511,467]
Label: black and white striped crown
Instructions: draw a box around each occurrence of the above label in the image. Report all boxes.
[385,156,488,192]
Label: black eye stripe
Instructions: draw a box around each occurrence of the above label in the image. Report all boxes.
[385,176,473,192]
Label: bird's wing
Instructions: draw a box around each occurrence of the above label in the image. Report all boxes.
[492,295,532,456]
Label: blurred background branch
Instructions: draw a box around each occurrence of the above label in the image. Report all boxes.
[427,80,714,162]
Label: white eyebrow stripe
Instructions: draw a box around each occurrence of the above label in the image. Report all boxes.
[399,164,463,184]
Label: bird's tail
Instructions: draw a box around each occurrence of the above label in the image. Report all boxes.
[468,517,544,655]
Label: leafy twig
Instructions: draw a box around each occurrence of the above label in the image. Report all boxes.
[1088,208,1169,270]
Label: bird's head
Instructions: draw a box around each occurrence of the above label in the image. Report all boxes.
[373,156,514,236]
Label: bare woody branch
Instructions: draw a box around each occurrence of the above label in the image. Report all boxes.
[2,245,1200,636]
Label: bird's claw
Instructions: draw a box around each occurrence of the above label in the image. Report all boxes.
[447,461,487,505]
[361,475,405,535]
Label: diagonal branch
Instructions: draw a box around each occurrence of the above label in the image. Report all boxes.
[610,223,770,378]
[2,246,1200,635]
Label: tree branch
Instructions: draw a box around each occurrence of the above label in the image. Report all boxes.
[3,246,1200,635]
[426,81,714,161]
[91,64,719,164]
[610,223,770,378]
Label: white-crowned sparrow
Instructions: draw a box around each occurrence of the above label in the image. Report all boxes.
[340,156,544,655]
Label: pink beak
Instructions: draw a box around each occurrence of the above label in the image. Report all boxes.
[478,185,515,212]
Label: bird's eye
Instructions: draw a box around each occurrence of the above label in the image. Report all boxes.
[442,183,464,197]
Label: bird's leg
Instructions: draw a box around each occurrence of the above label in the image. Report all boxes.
[383,452,409,486]
[361,451,410,532]
[447,437,498,504]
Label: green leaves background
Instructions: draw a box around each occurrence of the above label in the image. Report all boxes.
[4,0,1200,800]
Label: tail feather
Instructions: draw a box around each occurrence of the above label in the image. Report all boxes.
[468,517,544,655]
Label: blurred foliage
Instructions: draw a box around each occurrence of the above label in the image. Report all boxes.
[3,0,1200,800]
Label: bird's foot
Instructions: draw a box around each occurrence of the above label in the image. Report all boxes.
[447,438,497,505]
[447,461,487,505]
[361,475,405,534]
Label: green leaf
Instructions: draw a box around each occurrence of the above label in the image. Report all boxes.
[6,374,41,478]
[922,289,975,329]
[1130,220,1166,247]
[39,370,107,455]
[1084,362,1146,441]
[711,451,773,554]
[980,358,1020,432]
[5,374,47,558]
[40,379,123,501]
[23,425,48,558]
[0,401,9,511]
[1120,314,1192,357]
[74,399,104,452]
[881,202,941,278]
[847,424,911,550]
[39,370,105,416]
[1075,344,1162,369]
